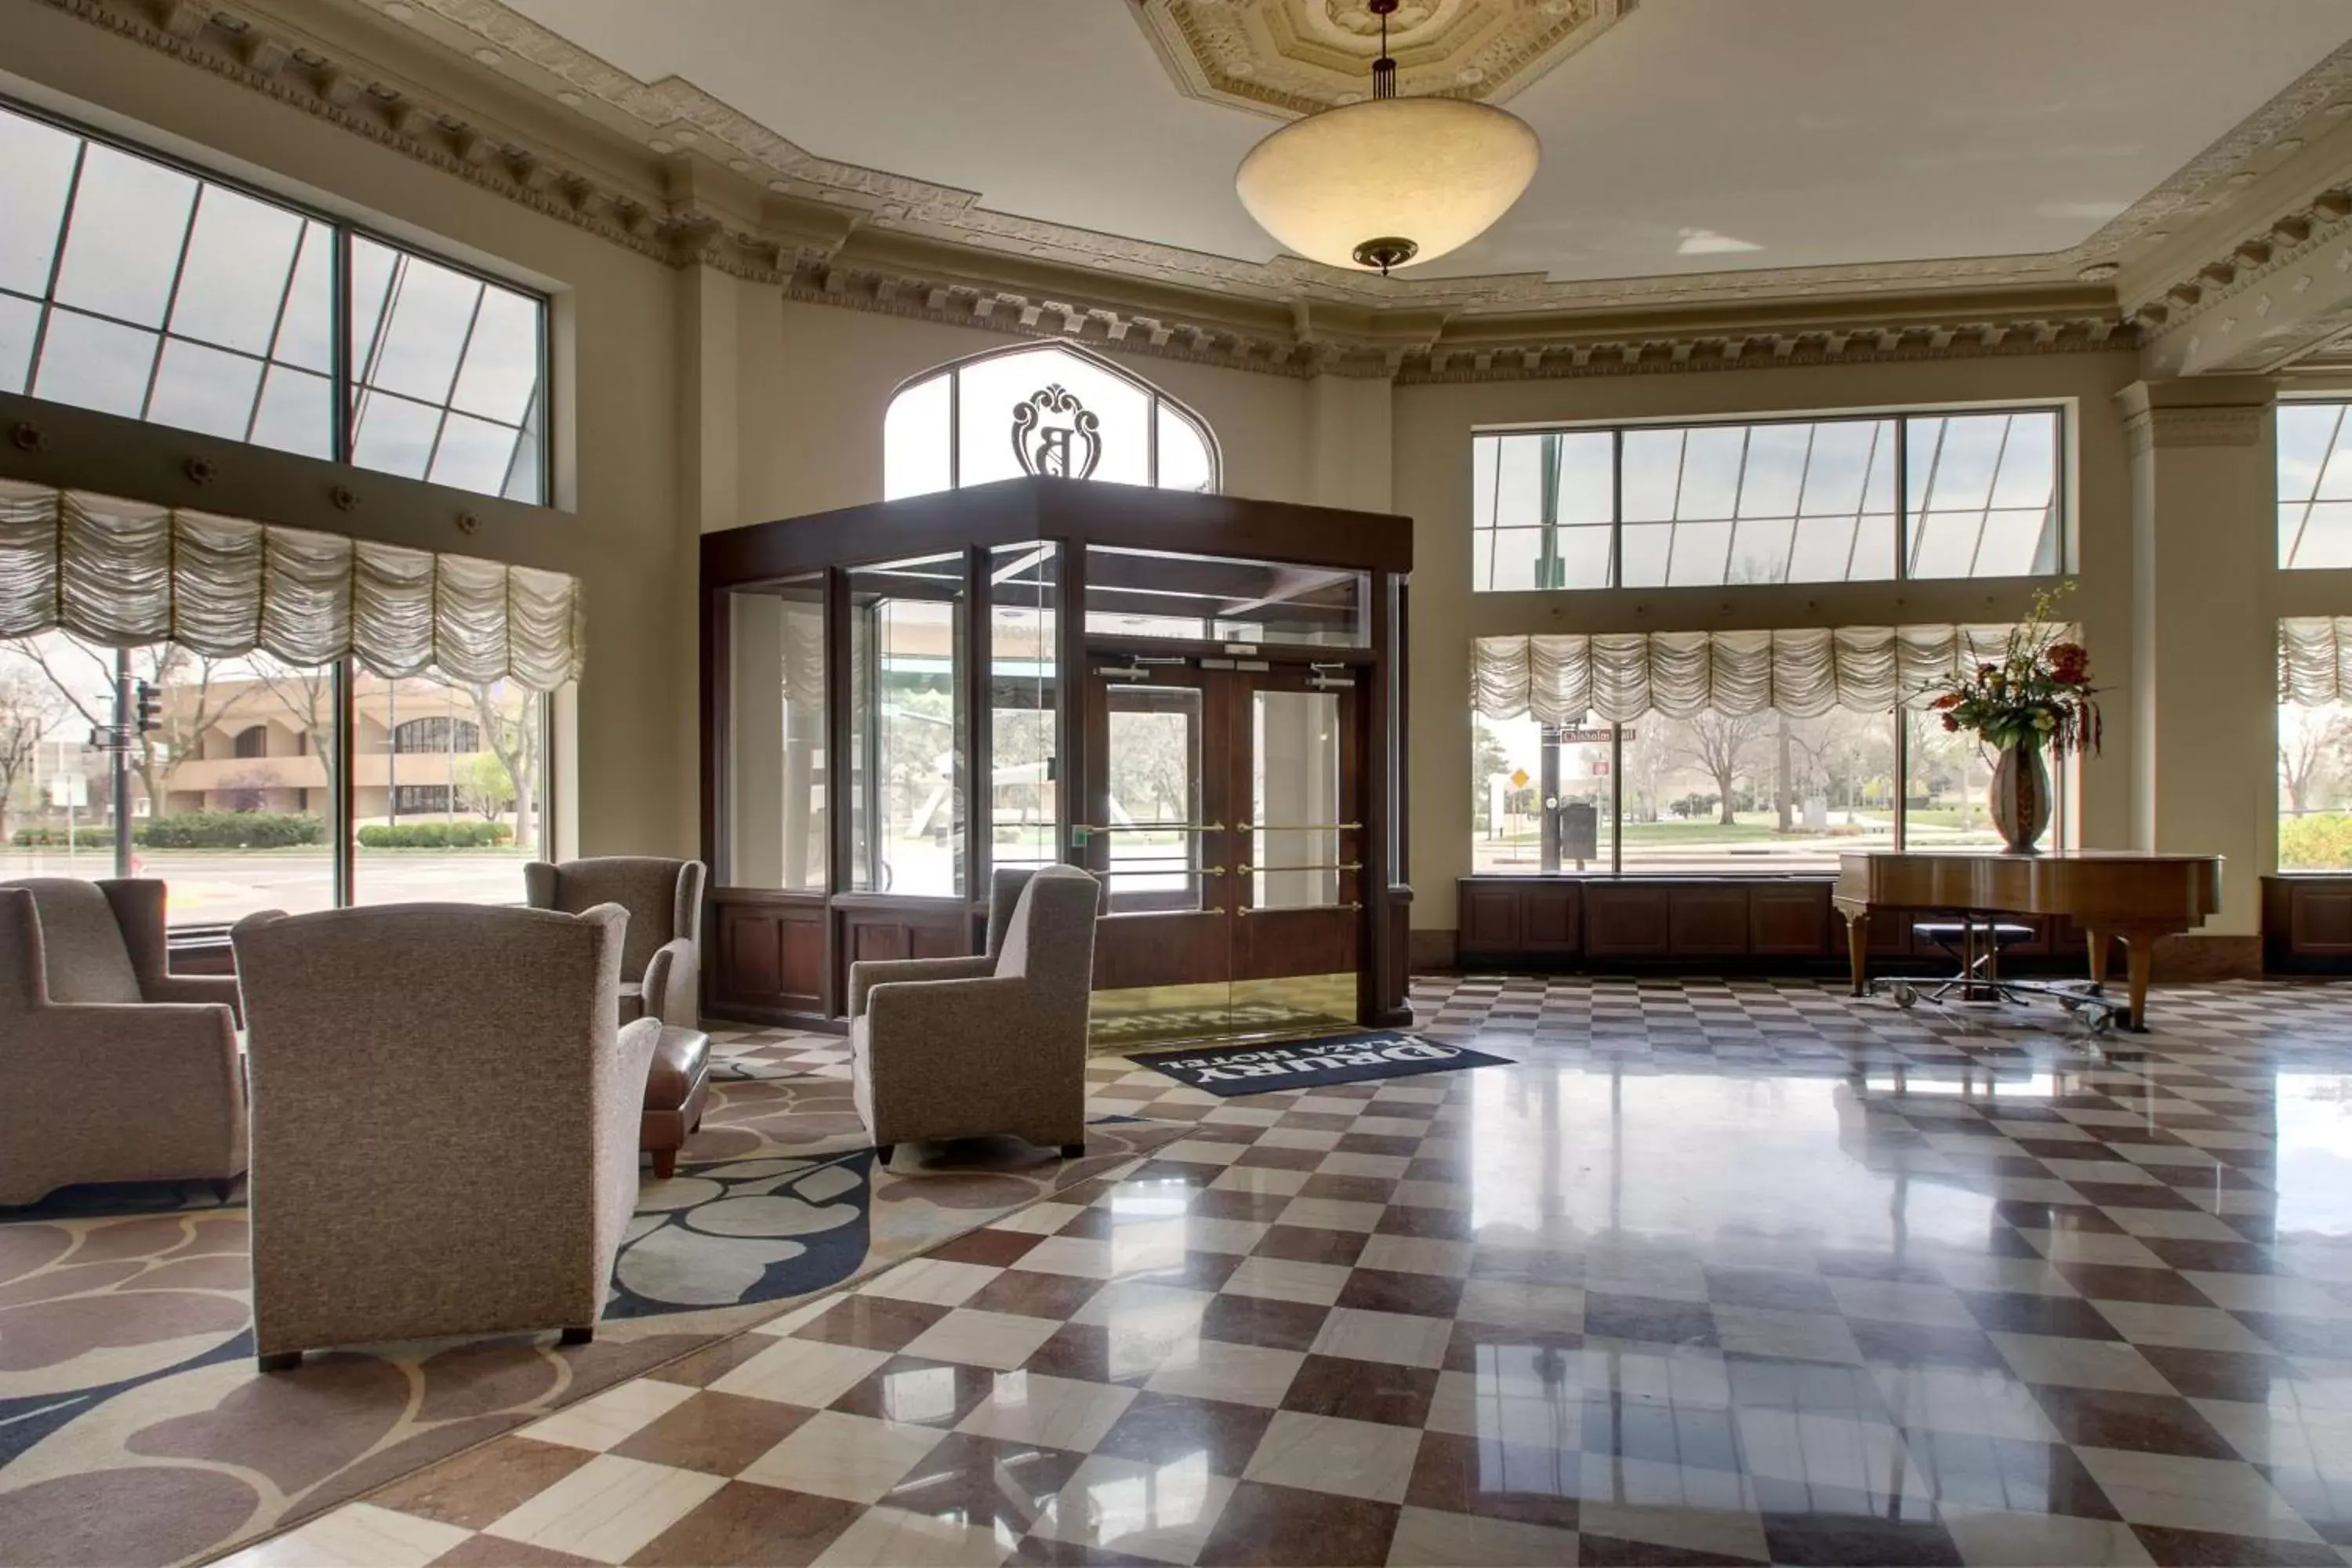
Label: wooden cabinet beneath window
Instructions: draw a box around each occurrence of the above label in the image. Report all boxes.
[838,901,971,977]
[1584,884,1671,958]
[1453,877,2079,972]
[1457,881,1524,955]
[2263,875,2352,973]
[1749,883,1831,956]
[713,894,826,1016]
[1668,884,1750,956]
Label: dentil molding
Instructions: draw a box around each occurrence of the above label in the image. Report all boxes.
[27,0,2157,383]
[305,0,2352,315]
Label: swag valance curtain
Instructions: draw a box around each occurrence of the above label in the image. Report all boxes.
[2280,617,2352,706]
[1472,626,2031,724]
[0,482,583,690]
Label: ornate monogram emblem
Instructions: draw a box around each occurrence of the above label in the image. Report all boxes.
[1011,384,1102,480]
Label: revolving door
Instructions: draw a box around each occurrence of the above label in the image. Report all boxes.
[701,477,1411,1048]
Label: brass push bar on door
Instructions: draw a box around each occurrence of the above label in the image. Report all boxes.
[1238,822,1363,833]
[1074,822,1225,833]
[1238,901,1364,916]
[1238,862,1363,875]
[1105,864,1229,876]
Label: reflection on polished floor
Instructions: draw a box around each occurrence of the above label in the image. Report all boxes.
[226,977,2352,1567]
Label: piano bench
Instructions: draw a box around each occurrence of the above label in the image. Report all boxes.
[1911,920,2035,949]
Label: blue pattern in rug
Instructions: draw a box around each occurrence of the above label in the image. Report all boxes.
[605,1150,877,1317]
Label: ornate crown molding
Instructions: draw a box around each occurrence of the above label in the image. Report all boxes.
[333,0,2352,316]
[2127,177,2352,366]
[1131,0,1627,120]
[770,253,2135,384]
[9,0,2160,386]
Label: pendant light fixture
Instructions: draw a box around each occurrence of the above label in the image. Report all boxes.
[1234,0,1540,275]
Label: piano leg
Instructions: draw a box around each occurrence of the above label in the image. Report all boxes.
[2083,927,2109,989]
[2117,930,2157,1032]
[1842,909,1869,996]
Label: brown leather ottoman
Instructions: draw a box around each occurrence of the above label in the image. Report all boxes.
[641,1025,710,1180]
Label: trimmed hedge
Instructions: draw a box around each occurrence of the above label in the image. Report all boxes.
[11,826,114,848]
[14,815,518,851]
[355,820,515,849]
[2280,812,2352,871]
[140,811,324,849]
[13,813,323,849]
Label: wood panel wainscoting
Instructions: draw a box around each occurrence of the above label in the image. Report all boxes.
[2263,874,2352,975]
[1454,876,2100,975]
[710,890,979,1028]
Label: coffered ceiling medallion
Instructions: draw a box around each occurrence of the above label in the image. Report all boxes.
[1134,0,1630,119]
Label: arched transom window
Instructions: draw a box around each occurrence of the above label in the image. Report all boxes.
[884,344,1218,501]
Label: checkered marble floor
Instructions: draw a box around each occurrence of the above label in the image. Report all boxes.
[219,978,2352,1567]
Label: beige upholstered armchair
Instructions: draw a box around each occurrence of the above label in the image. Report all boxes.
[849,864,1100,1163]
[233,902,660,1370]
[524,857,705,1028]
[0,879,246,1207]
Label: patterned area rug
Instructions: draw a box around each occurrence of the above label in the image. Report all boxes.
[0,1039,1182,1568]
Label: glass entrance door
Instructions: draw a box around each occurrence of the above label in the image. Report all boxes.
[1083,656,1361,1050]
[1082,669,1233,1048]
[1231,672,1360,1040]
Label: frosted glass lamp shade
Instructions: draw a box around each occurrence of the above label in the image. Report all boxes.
[1236,96,1539,272]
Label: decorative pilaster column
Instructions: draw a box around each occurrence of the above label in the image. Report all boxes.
[2114,378,2276,946]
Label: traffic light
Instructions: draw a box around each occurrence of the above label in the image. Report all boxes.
[133,680,162,735]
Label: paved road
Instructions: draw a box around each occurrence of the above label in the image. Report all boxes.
[0,848,532,922]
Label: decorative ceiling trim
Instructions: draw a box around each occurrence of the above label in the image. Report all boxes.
[360,0,2352,314]
[36,0,695,263]
[771,256,2136,384]
[1130,0,1628,119]
[2128,181,2352,361]
[20,0,2142,385]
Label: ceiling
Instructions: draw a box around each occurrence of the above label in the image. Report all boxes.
[481,0,2352,291]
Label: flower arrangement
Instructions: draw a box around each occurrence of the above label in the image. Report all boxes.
[1926,586,2101,757]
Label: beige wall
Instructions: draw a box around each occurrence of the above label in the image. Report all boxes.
[0,5,2323,957]
[1392,351,2162,929]
[730,292,1317,525]
[3,2,691,862]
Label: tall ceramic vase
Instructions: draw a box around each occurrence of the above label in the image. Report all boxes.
[1990,739,2052,854]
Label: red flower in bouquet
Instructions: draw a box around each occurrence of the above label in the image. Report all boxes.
[1915,586,2100,758]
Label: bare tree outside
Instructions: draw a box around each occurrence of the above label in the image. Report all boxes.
[24,641,233,816]
[0,671,56,843]
[2280,704,2352,817]
[251,662,336,771]
[1673,710,1770,826]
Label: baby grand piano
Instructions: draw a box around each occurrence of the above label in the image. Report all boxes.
[1833,850,2223,1031]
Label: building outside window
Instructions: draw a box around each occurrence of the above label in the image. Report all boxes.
[0,97,549,505]
[0,632,551,923]
[1472,408,2063,591]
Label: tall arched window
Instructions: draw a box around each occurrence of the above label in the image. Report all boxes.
[883,344,1219,501]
